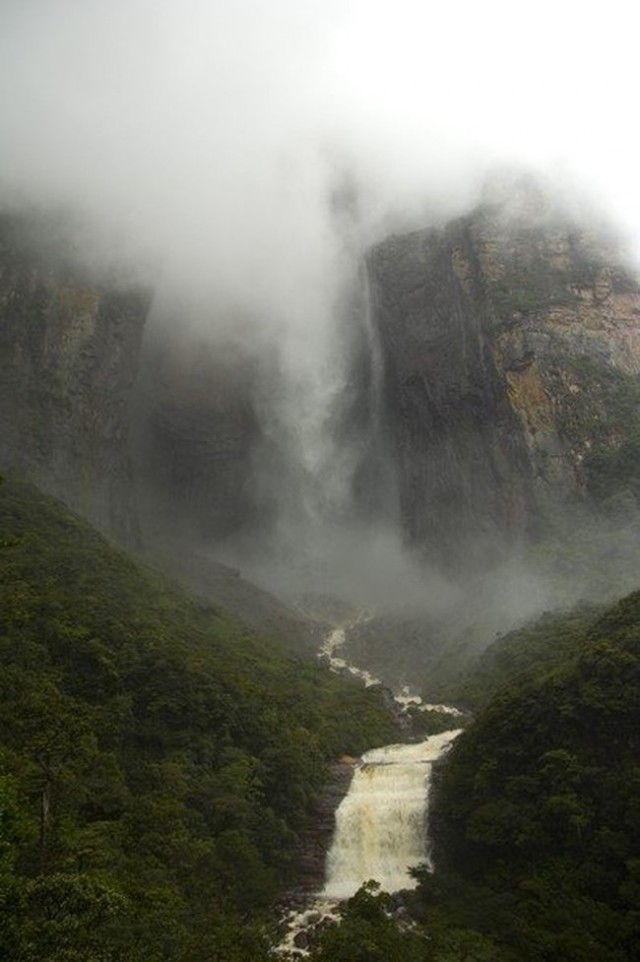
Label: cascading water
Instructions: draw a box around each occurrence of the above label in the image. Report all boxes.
[252,269,364,537]
[323,730,461,900]
[272,620,462,954]
[318,616,462,900]
[237,250,403,605]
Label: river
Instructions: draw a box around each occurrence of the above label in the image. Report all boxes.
[273,616,462,955]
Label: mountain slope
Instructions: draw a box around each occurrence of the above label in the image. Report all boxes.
[0,475,397,961]
[425,590,640,961]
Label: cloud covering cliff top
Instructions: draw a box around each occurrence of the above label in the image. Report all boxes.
[1,0,638,301]
[2,0,638,621]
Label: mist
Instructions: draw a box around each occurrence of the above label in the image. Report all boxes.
[3,0,640,662]
[3,0,639,322]
[4,0,640,282]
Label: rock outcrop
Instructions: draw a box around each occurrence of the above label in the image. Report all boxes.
[293,755,357,892]
[4,187,640,598]
[0,213,150,543]
[0,211,319,654]
[132,324,261,547]
[368,187,640,568]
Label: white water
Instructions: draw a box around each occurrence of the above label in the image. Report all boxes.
[323,729,461,900]
[319,619,463,897]
[273,622,462,954]
[319,616,383,689]
[319,617,464,718]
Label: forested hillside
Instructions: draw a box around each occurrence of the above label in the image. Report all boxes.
[0,476,397,961]
[302,594,640,962]
[428,606,601,712]
[424,593,640,961]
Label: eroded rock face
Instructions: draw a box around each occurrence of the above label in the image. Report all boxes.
[368,195,640,568]
[293,756,357,892]
[132,325,261,547]
[4,193,640,584]
[0,213,150,543]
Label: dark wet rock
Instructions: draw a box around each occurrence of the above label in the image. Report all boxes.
[388,891,407,910]
[0,211,150,544]
[130,322,262,548]
[391,905,410,920]
[293,757,357,891]
[368,188,640,571]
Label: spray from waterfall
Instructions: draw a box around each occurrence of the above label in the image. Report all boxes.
[229,249,410,603]
[254,289,358,532]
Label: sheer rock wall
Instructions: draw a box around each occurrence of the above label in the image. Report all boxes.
[368,199,640,567]
[0,214,149,543]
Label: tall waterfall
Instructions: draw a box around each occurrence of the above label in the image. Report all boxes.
[238,259,399,602]
[323,730,461,900]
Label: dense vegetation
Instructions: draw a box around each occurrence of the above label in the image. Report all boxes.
[553,354,640,512]
[303,593,640,961]
[427,592,640,961]
[308,880,511,962]
[430,606,599,712]
[4,472,640,961]
[0,477,397,961]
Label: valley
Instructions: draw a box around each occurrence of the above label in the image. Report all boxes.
[2,181,640,961]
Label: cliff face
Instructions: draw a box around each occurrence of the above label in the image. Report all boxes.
[132,325,261,548]
[0,214,150,543]
[0,212,318,652]
[4,196,640,589]
[369,198,640,567]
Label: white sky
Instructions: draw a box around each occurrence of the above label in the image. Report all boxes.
[1,0,639,298]
[327,0,640,231]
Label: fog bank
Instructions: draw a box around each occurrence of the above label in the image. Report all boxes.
[3,0,640,654]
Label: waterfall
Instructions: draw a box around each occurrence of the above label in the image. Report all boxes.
[272,620,462,955]
[323,730,461,900]
[237,257,399,602]
[361,258,384,440]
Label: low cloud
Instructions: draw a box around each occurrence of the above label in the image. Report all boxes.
[3,0,640,651]
[2,0,639,301]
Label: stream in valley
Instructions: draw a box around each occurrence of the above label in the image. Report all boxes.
[273,615,462,956]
